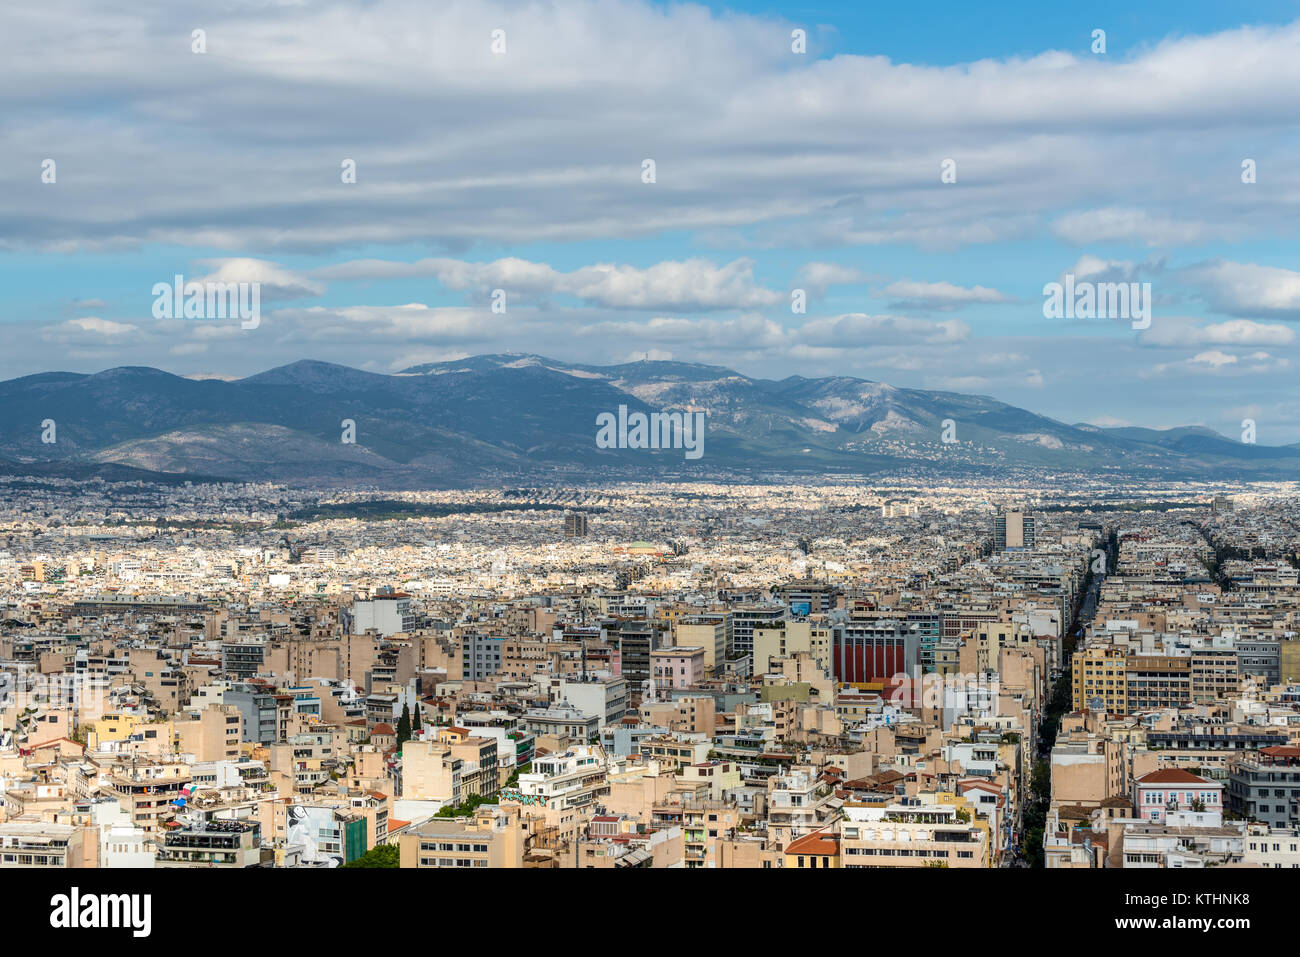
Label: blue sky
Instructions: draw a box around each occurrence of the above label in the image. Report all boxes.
[4,0,1300,441]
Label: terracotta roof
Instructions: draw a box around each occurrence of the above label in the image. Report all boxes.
[1260,745,1300,757]
[1136,769,1216,785]
[372,723,396,735]
[786,831,840,856]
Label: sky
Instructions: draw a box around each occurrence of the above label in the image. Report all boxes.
[4,0,1300,440]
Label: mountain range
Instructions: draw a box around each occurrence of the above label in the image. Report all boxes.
[1,354,1296,486]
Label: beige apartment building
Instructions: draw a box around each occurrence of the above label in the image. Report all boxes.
[1190,648,1238,703]
[680,800,744,867]
[1125,655,1192,712]
[674,617,727,675]
[105,763,192,834]
[174,705,243,762]
[399,805,525,868]
[639,695,717,736]
[435,727,499,799]
[0,821,86,868]
[400,738,463,804]
[838,805,989,868]
[753,619,831,676]
[1050,737,1128,808]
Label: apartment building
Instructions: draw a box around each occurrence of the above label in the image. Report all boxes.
[400,805,525,868]
[156,819,262,868]
[351,591,416,637]
[839,804,989,868]
[752,618,832,676]
[1072,645,1127,712]
[514,745,611,812]
[400,738,464,804]
[1125,656,1192,712]
[105,764,191,834]
[1133,769,1223,823]
[650,646,705,693]
[1244,823,1300,868]
[174,704,243,762]
[728,606,786,659]
[1228,746,1300,828]
[674,616,727,675]
[0,822,86,868]
[556,674,629,729]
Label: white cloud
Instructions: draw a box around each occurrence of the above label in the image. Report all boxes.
[1182,260,1300,319]
[5,6,1300,251]
[1051,208,1220,246]
[797,262,869,296]
[1060,254,1153,285]
[798,313,970,347]
[57,317,139,337]
[1140,317,1296,347]
[319,256,780,311]
[1189,350,1239,367]
[194,259,325,300]
[1144,349,1291,378]
[883,279,1013,310]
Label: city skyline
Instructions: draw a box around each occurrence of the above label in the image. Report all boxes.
[0,0,1293,921]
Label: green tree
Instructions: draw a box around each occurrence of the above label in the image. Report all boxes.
[412,701,422,736]
[396,703,412,750]
[340,844,399,868]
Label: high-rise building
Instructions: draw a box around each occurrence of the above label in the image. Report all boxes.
[728,605,786,659]
[994,509,1035,551]
[564,513,589,538]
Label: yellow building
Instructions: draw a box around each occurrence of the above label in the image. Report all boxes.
[87,713,146,750]
[1072,644,1127,713]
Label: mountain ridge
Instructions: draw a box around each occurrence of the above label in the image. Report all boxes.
[0,354,1294,486]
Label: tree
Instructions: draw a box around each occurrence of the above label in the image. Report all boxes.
[412,701,422,737]
[396,703,412,750]
[340,844,399,868]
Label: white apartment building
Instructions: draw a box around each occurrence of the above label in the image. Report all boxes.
[515,745,612,811]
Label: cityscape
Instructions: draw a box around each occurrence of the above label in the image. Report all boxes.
[2,472,1299,878]
[3,0,1296,937]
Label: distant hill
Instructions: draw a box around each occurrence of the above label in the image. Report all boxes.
[0,354,1294,485]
